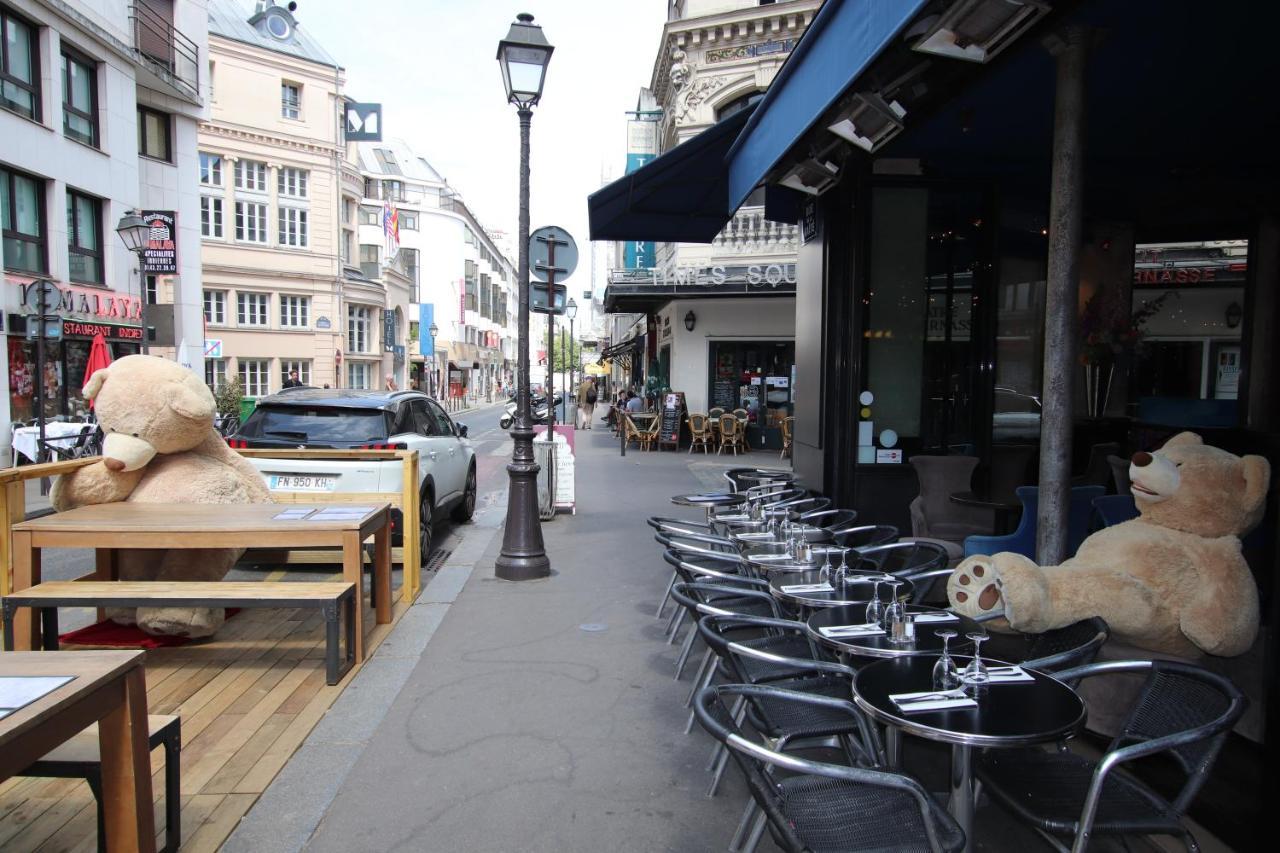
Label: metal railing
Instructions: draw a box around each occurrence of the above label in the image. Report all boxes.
[130,1,200,96]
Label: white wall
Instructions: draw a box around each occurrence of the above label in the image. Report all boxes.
[656,297,795,412]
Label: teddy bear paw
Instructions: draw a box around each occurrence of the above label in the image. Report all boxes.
[947,556,1004,618]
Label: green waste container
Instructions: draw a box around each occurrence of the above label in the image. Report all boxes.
[239,397,257,423]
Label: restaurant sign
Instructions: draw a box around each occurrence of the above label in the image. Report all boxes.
[1132,263,1245,287]
[16,279,142,321]
[63,320,144,341]
[141,211,177,274]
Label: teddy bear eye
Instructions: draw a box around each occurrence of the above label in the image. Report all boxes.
[132,433,139,438]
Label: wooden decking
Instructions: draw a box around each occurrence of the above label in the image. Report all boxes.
[0,592,409,852]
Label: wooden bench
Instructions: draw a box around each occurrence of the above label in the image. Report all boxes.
[1,581,356,685]
[19,714,180,853]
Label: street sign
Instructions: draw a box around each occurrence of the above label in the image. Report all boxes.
[529,226,578,283]
[22,278,59,312]
[25,316,62,340]
[204,338,223,358]
[530,283,566,313]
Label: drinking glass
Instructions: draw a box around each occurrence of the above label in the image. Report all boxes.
[884,580,907,642]
[962,632,990,689]
[932,630,960,689]
[817,547,832,584]
[864,578,884,626]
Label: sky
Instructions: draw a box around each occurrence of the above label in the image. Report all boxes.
[293,0,670,305]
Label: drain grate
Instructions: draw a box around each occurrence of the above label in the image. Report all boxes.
[424,548,453,572]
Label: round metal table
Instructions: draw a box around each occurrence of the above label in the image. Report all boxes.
[852,656,1085,853]
[767,568,914,610]
[730,524,833,546]
[734,469,797,487]
[807,604,981,659]
[671,491,747,523]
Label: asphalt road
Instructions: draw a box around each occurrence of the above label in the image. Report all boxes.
[33,399,515,629]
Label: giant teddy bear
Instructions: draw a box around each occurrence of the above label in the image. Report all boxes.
[947,432,1269,658]
[52,355,272,638]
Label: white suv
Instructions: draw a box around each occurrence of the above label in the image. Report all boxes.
[231,389,476,557]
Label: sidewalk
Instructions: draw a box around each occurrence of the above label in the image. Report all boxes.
[225,432,780,852]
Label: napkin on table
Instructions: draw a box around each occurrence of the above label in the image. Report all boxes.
[912,612,960,623]
[985,665,1035,684]
[779,582,834,594]
[889,690,977,713]
[818,623,885,639]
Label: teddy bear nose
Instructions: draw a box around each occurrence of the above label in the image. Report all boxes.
[1131,451,1153,467]
[104,458,125,472]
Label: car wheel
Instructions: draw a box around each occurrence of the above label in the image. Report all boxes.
[419,493,434,561]
[451,465,477,522]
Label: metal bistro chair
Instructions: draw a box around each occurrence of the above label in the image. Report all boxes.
[38,424,100,462]
[669,580,782,685]
[831,524,899,550]
[981,617,1111,674]
[718,413,745,456]
[688,412,714,454]
[800,508,858,530]
[695,684,965,853]
[977,659,1245,853]
[855,541,951,604]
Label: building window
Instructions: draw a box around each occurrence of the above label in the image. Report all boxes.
[346,361,372,390]
[200,195,223,238]
[278,167,308,198]
[237,292,269,327]
[281,81,301,119]
[347,305,371,353]
[208,59,215,100]
[281,359,311,386]
[205,357,226,390]
[280,294,309,328]
[400,212,418,231]
[235,201,267,243]
[144,273,158,305]
[277,206,307,247]
[239,358,271,397]
[66,189,102,284]
[199,152,223,186]
[341,229,353,263]
[402,247,420,302]
[137,106,172,161]
[360,205,379,225]
[234,159,267,193]
[203,289,226,325]
[1,165,45,273]
[359,244,379,279]
[0,6,39,120]
[342,197,354,224]
[61,49,98,147]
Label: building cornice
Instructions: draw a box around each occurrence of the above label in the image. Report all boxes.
[200,122,340,158]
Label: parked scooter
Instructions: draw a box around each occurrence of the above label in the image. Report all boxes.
[499,393,563,430]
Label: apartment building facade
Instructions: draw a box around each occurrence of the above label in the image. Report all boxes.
[2,0,209,458]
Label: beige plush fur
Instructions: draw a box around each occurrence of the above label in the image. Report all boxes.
[947,432,1269,657]
[51,355,271,638]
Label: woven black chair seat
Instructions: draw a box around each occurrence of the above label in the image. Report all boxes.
[735,634,816,683]
[777,774,964,852]
[747,677,863,740]
[977,747,1183,837]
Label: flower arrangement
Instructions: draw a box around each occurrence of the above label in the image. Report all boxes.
[1079,288,1177,365]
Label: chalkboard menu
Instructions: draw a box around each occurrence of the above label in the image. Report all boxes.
[660,391,686,447]
[712,378,737,410]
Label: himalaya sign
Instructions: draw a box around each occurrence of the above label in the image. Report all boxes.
[649,263,797,289]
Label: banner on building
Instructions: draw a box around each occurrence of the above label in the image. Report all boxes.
[141,211,177,274]
[345,102,382,140]
[623,117,658,270]
[418,303,434,356]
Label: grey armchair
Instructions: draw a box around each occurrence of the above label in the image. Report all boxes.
[906,456,991,561]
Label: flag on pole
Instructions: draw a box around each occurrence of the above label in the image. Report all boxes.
[382,202,400,262]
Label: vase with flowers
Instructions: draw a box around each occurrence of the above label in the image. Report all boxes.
[1079,287,1176,418]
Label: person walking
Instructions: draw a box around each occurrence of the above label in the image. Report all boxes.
[283,369,304,389]
[576,377,597,429]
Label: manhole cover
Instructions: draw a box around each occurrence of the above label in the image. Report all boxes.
[579,623,608,632]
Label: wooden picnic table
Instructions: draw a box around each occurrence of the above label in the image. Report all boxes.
[0,650,156,852]
[7,502,392,662]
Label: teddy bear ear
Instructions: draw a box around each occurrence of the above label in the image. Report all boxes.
[1162,431,1203,449]
[82,368,110,400]
[1242,455,1271,517]
[167,375,216,421]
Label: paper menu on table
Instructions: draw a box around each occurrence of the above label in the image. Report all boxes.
[273,508,314,521]
[307,506,377,521]
[0,675,76,717]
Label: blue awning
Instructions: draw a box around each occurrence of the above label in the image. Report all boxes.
[724,0,928,210]
[587,106,755,245]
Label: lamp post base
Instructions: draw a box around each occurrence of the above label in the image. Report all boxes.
[494,452,550,581]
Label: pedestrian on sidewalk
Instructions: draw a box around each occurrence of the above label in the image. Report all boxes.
[385,374,398,391]
[283,369,304,388]
[576,377,597,429]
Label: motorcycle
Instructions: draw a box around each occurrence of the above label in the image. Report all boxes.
[499,393,563,430]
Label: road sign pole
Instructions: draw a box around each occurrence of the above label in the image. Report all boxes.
[35,284,47,457]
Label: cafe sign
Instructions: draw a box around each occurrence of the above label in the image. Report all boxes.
[63,320,144,341]
[16,279,142,321]
[141,211,177,274]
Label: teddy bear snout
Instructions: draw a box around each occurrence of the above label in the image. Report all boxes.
[101,432,158,472]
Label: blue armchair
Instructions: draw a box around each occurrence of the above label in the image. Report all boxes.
[964,485,1106,560]
[1093,494,1139,528]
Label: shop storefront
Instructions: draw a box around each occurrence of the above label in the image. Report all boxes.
[5,277,144,421]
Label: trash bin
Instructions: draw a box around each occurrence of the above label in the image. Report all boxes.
[534,435,556,520]
[239,397,257,423]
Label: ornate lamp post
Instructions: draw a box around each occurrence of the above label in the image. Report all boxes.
[494,13,553,581]
[565,298,578,417]
[115,210,150,354]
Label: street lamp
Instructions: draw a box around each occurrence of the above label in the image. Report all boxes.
[494,13,553,582]
[428,321,439,396]
[566,298,578,416]
[115,210,150,354]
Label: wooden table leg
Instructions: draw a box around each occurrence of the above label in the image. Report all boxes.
[94,548,118,623]
[98,666,157,853]
[374,517,392,625]
[11,531,39,650]
[343,529,365,662]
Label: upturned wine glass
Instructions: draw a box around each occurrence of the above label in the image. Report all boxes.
[932,630,960,689]
[962,632,990,689]
[864,578,884,626]
[884,580,907,641]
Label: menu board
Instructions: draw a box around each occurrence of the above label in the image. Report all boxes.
[660,391,686,446]
[712,378,737,410]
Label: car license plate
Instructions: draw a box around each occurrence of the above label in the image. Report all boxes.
[268,474,338,492]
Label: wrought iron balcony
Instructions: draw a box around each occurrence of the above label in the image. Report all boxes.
[130,2,200,98]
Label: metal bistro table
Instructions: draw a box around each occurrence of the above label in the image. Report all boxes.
[949,490,1023,536]
[767,568,914,611]
[671,491,747,524]
[852,656,1086,853]
[807,604,981,659]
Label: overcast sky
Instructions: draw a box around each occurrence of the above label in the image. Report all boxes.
[294,0,669,296]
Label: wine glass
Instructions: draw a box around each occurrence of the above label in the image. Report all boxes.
[932,630,960,689]
[817,546,832,583]
[884,580,907,642]
[962,632,990,690]
[864,578,884,626]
